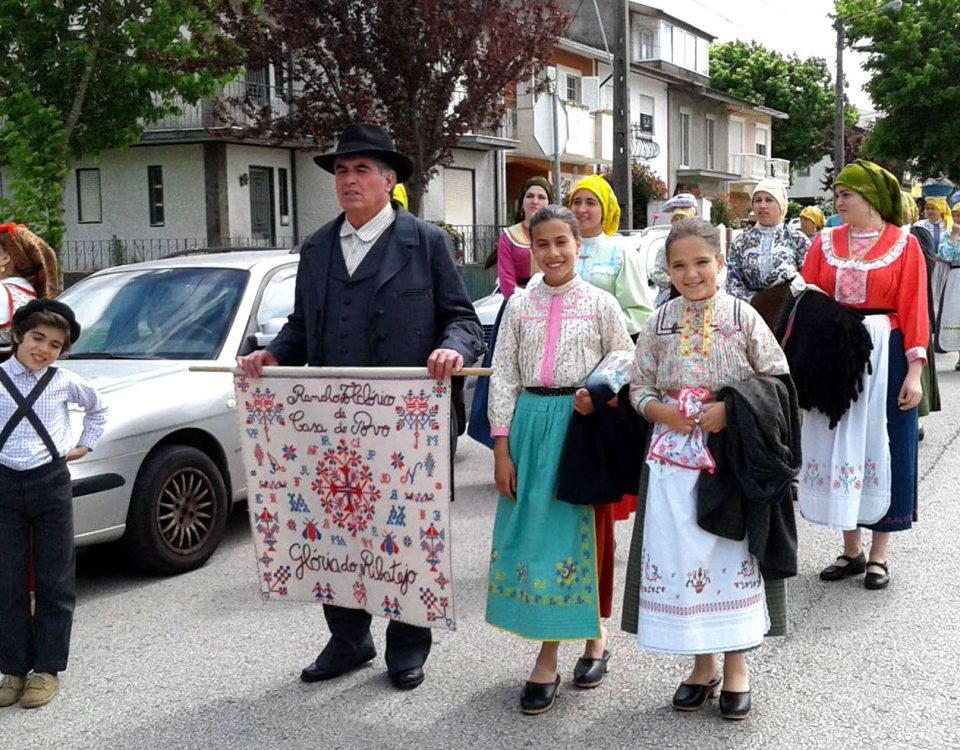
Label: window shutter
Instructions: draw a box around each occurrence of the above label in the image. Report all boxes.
[582,76,600,111]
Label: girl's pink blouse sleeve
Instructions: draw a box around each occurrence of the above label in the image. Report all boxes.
[497,232,519,300]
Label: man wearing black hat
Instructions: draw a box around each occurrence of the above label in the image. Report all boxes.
[237,123,484,691]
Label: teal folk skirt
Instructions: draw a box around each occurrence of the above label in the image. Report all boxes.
[485,392,601,641]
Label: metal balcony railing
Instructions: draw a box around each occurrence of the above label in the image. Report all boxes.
[145,80,291,132]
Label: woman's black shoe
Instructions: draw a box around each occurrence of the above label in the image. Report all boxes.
[719,689,751,720]
[520,674,561,715]
[573,650,611,689]
[819,552,866,581]
[672,675,721,711]
[864,560,890,590]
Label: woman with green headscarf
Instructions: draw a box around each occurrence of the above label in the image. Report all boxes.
[795,160,929,591]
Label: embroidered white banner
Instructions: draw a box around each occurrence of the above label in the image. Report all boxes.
[235,368,455,630]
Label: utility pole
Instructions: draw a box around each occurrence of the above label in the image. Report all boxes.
[612,0,632,229]
[833,17,845,176]
[552,89,562,193]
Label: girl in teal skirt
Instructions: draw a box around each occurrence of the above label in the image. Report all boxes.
[486,205,633,714]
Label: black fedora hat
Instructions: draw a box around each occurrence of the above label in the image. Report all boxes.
[313,123,414,183]
[13,297,82,344]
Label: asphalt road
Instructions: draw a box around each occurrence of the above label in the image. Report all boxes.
[4,356,960,749]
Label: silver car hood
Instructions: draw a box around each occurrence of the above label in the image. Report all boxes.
[57,360,192,392]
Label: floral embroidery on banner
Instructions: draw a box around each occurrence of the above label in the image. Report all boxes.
[832,463,863,492]
[516,562,528,584]
[686,567,711,594]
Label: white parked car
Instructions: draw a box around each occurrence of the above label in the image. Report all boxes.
[57,250,300,574]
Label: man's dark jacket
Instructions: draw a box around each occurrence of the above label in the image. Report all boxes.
[269,207,485,368]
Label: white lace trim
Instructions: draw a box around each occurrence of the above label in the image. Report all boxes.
[821,225,910,271]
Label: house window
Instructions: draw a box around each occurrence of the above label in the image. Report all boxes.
[278,167,290,226]
[76,168,102,224]
[705,116,716,171]
[148,165,164,227]
[679,110,692,167]
[756,126,768,157]
[795,166,811,178]
[632,21,656,61]
[637,95,655,135]
[564,72,582,105]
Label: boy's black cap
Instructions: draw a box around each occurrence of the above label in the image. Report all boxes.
[13,297,82,344]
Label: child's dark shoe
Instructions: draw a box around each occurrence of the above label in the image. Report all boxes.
[573,649,610,689]
[0,675,25,707]
[20,673,58,709]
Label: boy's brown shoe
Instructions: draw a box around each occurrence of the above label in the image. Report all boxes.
[0,675,26,707]
[20,673,59,709]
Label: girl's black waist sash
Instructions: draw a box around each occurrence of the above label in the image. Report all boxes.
[525,386,578,396]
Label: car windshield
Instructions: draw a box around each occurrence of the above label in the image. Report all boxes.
[59,267,247,359]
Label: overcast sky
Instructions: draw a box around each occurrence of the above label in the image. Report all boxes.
[642,0,875,111]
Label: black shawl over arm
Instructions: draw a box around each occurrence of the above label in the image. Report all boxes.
[697,374,801,581]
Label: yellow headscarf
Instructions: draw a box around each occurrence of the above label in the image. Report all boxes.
[570,175,621,236]
[901,191,919,225]
[926,196,952,230]
[799,206,825,230]
[393,183,408,210]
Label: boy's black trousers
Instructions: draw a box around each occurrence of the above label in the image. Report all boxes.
[0,459,75,675]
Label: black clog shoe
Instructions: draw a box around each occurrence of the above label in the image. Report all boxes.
[719,689,751,720]
[520,674,561,715]
[573,650,611,689]
[672,675,721,711]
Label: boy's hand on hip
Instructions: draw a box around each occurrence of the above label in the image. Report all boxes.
[66,446,89,461]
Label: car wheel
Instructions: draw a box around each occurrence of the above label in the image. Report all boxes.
[123,445,229,574]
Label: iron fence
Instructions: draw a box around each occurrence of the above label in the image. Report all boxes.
[61,236,295,273]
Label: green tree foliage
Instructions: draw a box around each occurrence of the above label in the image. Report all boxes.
[0,1,239,251]
[837,0,960,179]
[221,0,570,216]
[709,41,840,171]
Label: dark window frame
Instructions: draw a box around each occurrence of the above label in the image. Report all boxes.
[77,168,103,224]
[278,167,290,226]
[148,165,165,227]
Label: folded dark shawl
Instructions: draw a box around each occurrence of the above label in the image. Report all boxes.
[775,289,873,429]
[697,374,801,581]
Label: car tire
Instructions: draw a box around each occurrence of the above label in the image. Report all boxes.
[122,445,229,575]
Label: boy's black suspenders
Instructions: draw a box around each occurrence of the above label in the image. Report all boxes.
[0,367,60,460]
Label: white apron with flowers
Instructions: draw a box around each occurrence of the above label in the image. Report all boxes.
[798,315,892,529]
[637,415,769,655]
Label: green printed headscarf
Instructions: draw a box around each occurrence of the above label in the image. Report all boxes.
[834,159,903,227]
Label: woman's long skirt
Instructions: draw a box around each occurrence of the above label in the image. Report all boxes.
[936,266,960,353]
[486,393,601,641]
[799,319,918,532]
[636,427,769,655]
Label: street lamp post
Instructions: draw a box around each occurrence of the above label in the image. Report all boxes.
[832,0,902,174]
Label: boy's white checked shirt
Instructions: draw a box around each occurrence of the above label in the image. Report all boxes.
[0,357,108,471]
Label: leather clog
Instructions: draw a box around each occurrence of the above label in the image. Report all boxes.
[672,675,721,711]
[819,552,866,581]
[719,689,751,720]
[573,650,611,689]
[520,674,561,715]
[389,666,425,691]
